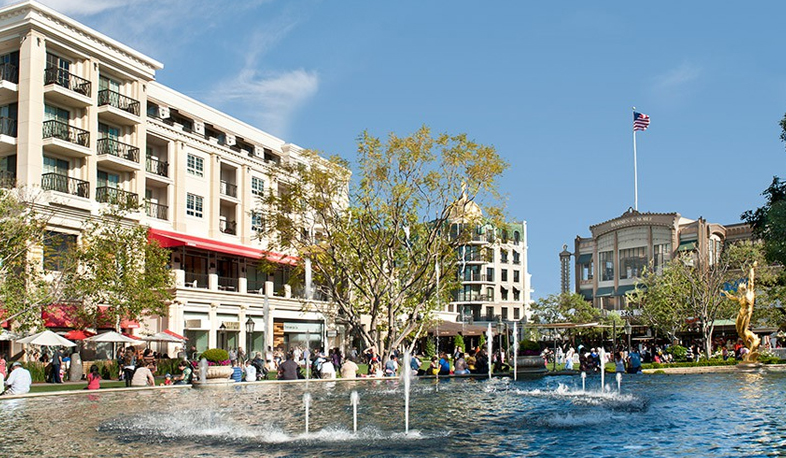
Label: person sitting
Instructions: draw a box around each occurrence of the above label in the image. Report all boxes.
[384,355,399,377]
[173,361,192,385]
[626,349,642,374]
[252,352,267,380]
[428,357,440,375]
[320,360,336,379]
[4,362,32,395]
[454,354,470,375]
[438,353,451,376]
[410,354,424,376]
[161,373,173,386]
[131,362,155,387]
[340,358,358,379]
[230,360,243,382]
[278,352,301,380]
[244,360,257,382]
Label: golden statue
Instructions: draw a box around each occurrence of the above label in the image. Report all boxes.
[723,262,760,362]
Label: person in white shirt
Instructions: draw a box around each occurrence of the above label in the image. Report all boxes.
[244,360,256,382]
[4,362,32,395]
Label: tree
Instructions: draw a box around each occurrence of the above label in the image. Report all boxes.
[63,206,174,331]
[0,188,75,331]
[255,126,507,362]
[530,292,606,340]
[626,264,690,343]
[742,176,786,266]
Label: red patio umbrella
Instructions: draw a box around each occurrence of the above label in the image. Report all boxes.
[63,329,96,340]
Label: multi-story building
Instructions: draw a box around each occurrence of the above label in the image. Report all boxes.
[0,1,338,356]
[441,198,533,327]
[570,208,751,312]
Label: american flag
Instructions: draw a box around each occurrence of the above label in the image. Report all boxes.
[633,112,650,131]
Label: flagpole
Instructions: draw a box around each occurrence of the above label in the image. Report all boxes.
[632,106,638,211]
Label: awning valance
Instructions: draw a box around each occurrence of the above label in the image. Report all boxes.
[678,240,697,251]
[148,228,297,265]
[595,286,614,297]
[577,253,593,264]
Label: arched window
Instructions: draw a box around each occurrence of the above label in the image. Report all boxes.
[514,231,521,244]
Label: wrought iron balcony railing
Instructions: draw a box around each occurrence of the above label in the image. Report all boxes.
[98,89,140,116]
[44,66,91,97]
[145,156,169,177]
[0,62,18,84]
[144,200,168,220]
[220,180,238,198]
[0,116,16,137]
[0,170,15,188]
[219,219,237,235]
[97,137,139,162]
[95,186,139,207]
[41,173,89,198]
[42,120,89,147]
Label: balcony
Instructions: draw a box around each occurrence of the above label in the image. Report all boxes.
[219,219,237,235]
[454,293,492,303]
[145,156,169,178]
[43,67,91,107]
[462,273,493,282]
[0,170,15,188]
[97,138,139,171]
[96,186,139,207]
[41,173,89,198]
[144,201,168,220]
[0,63,17,105]
[220,180,238,198]
[98,89,141,125]
[184,272,209,289]
[42,120,90,158]
[218,276,238,292]
[0,117,16,154]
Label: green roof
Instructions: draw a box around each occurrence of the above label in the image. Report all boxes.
[577,253,592,264]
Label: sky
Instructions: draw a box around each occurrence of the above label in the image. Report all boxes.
[19,1,786,299]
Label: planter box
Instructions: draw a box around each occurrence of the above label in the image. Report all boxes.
[205,365,233,379]
[515,355,547,375]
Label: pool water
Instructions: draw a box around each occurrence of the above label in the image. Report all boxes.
[1,370,784,457]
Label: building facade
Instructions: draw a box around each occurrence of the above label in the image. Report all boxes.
[440,199,533,327]
[571,208,751,311]
[0,1,338,356]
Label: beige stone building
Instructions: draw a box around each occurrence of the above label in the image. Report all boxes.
[0,1,338,357]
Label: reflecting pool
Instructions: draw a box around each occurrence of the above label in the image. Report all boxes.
[1,370,785,457]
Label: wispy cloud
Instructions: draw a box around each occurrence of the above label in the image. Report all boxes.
[652,62,701,92]
[0,0,143,15]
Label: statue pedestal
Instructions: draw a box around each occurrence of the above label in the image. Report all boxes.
[736,361,763,372]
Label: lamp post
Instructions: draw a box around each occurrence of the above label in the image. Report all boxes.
[245,317,255,355]
[219,323,226,350]
[624,321,632,354]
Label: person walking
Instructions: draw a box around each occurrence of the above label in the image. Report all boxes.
[50,347,63,383]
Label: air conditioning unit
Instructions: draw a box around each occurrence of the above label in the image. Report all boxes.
[225,134,236,146]
[158,106,170,119]
[193,121,205,135]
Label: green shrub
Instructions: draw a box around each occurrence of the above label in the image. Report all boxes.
[20,362,47,382]
[518,340,541,356]
[424,337,436,358]
[667,345,688,361]
[155,359,182,376]
[641,359,737,369]
[200,348,230,365]
[453,334,466,353]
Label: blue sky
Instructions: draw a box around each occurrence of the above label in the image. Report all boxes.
[25,1,786,299]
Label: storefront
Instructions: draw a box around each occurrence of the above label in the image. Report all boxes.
[273,319,324,351]
[183,312,209,354]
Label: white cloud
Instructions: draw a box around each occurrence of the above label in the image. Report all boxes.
[653,62,701,91]
[1,0,146,16]
[210,68,319,138]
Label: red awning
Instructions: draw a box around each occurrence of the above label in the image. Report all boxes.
[163,329,187,340]
[148,228,297,265]
[0,308,9,328]
[43,304,139,329]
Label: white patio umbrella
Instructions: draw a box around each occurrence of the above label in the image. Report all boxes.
[16,330,77,347]
[142,331,185,343]
[84,331,139,344]
[0,329,18,341]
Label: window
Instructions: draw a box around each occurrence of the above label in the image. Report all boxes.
[501,287,508,301]
[513,308,520,320]
[599,250,614,281]
[513,231,521,244]
[251,211,264,232]
[512,251,520,264]
[653,243,671,273]
[581,260,594,281]
[486,267,494,282]
[486,307,494,321]
[97,170,119,188]
[513,270,520,283]
[500,250,509,263]
[513,288,520,301]
[187,154,204,177]
[99,75,120,93]
[98,122,120,140]
[43,231,76,271]
[486,287,494,301]
[43,156,68,175]
[44,104,69,122]
[501,269,508,282]
[501,307,508,321]
[619,247,647,279]
[186,193,203,218]
[251,176,264,196]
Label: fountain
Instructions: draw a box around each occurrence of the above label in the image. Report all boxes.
[581,371,586,391]
[303,392,312,434]
[1,369,785,456]
[402,352,411,434]
[512,322,518,381]
[599,348,606,390]
[350,391,359,434]
[616,372,622,392]
[487,323,492,379]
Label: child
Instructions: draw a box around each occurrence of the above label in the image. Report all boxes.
[161,373,173,386]
[86,364,101,390]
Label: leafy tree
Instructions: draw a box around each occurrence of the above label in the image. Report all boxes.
[742,176,786,265]
[63,206,174,331]
[453,334,465,353]
[530,292,608,339]
[255,126,507,361]
[627,264,690,343]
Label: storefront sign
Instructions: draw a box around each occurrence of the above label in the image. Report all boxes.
[327,330,337,337]
[222,321,240,331]
[283,322,322,333]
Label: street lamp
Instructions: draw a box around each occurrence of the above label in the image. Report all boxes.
[219,323,226,350]
[245,317,255,354]
[624,321,632,354]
